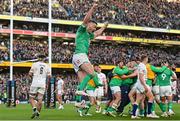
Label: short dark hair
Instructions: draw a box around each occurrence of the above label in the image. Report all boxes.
[163,60,169,64]
[90,20,98,25]
[140,54,148,62]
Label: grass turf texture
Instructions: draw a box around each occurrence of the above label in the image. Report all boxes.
[0,104,180,120]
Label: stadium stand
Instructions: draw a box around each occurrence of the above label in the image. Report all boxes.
[0,0,179,29]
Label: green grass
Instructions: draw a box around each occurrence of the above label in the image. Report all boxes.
[0,103,180,120]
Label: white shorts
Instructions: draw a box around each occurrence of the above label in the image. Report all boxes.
[136,83,151,94]
[130,84,137,91]
[160,86,172,97]
[72,53,90,72]
[152,85,160,95]
[57,90,63,95]
[110,86,121,94]
[86,90,95,97]
[95,87,104,97]
[172,89,176,95]
[30,86,45,94]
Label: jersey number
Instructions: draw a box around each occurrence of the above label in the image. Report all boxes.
[161,74,166,80]
[40,67,44,74]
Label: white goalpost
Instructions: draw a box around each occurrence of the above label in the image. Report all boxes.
[10,0,13,81]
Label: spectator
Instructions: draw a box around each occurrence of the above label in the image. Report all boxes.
[0,0,178,29]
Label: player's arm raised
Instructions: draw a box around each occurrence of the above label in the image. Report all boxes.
[83,3,98,26]
[94,22,108,38]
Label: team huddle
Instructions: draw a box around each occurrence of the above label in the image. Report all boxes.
[74,57,177,119]
[27,2,178,119]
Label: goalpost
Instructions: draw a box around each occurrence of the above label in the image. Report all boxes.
[7,0,56,108]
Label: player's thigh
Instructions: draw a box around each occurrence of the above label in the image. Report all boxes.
[29,86,38,98]
[113,92,121,100]
[80,62,94,75]
[56,93,61,100]
[95,88,104,98]
[77,70,87,82]
[37,88,45,102]
[110,86,121,100]
[145,89,154,100]
[86,90,96,98]
[72,53,90,73]
[37,93,44,103]
[165,86,172,97]
[89,96,96,105]
[129,88,136,97]
[152,86,160,95]
[136,93,144,104]
[160,86,172,97]
[110,86,121,95]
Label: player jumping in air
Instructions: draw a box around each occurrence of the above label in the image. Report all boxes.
[29,54,51,119]
[72,1,108,112]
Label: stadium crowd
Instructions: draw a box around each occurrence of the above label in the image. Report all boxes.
[0,39,9,61]
[0,0,179,29]
[12,22,180,41]
[0,73,78,101]
[0,38,179,66]
[12,39,179,66]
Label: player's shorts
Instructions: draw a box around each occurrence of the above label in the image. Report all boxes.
[95,87,104,97]
[172,89,176,95]
[110,86,121,94]
[72,53,90,72]
[131,83,137,90]
[152,85,159,95]
[135,83,151,94]
[30,86,45,95]
[159,86,172,97]
[57,90,63,95]
[86,90,96,97]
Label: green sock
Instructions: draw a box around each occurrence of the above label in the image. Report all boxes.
[79,74,94,90]
[107,107,113,112]
[151,103,155,112]
[159,102,166,112]
[168,102,173,111]
[75,95,82,102]
[79,108,83,112]
[85,103,92,114]
[140,109,145,115]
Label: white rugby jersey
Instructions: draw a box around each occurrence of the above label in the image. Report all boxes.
[30,61,50,88]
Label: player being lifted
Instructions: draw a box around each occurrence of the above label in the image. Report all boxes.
[72,1,108,109]
[29,54,51,119]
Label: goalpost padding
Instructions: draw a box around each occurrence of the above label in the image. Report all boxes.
[6,80,16,107]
